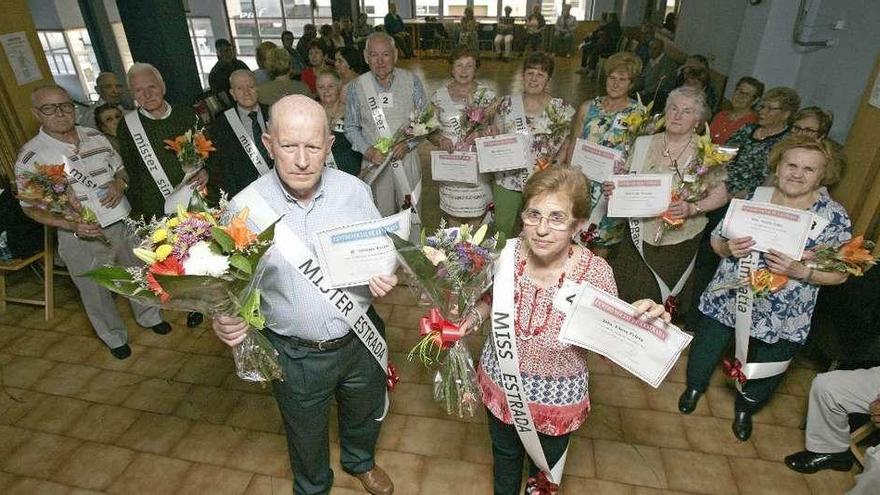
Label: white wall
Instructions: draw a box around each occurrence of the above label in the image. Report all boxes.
[674,0,746,75]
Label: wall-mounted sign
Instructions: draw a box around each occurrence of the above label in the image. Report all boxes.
[0,31,42,85]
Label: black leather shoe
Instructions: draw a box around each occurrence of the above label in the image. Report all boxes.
[110,344,131,360]
[186,312,204,328]
[151,322,172,335]
[678,387,702,414]
[785,450,853,474]
[732,410,753,441]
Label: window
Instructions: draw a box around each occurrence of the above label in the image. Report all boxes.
[415,0,440,16]
[227,0,338,64]
[361,0,389,19]
[188,17,219,90]
[38,31,76,76]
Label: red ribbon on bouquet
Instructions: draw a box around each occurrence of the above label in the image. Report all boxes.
[578,224,598,246]
[663,295,678,319]
[418,308,464,350]
[525,472,559,495]
[386,361,400,392]
[723,357,747,384]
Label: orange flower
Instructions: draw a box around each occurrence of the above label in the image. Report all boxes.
[661,193,685,228]
[750,269,788,294]
[37,164,68,183]
[839,236,876,265]
[535,157,551,171]
[223,209,258,250]
[194,133,215,159]
[163,135,187,154]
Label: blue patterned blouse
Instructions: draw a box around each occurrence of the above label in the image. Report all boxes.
[697,189,852,345]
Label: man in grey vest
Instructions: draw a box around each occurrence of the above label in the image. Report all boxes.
[344,32,427,217]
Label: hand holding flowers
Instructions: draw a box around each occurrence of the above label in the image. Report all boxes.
[17,163,104,240]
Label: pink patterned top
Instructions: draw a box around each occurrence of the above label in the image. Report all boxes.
[478,243,618,435]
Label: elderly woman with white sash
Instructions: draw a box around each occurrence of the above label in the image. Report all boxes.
[458,167,670,494]
[679,136,851,442]
[491,52,575,238]
[344,32,427,219]
[605,86,728,321]
[427,45,494,224]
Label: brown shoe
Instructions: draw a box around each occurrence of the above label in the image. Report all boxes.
[354,466,393,495]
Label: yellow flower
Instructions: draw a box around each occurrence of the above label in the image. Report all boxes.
[166,217,180,228]
[151,228,169,243]
[133,247,158,264]
[155,244,173,261]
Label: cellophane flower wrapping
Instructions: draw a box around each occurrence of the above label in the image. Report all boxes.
[389,221,501,417]
[86,191,282,383]
[16,163,102,235]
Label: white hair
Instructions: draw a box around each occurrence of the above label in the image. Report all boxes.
[127,62,165,87]
[364,32,396,54]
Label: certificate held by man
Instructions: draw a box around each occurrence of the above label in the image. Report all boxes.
[606,174,672,218]
[430,151,479,185]
[475,133,529,173]
[721,198,814,260]
[570,139,623,183]
[315,210,412,288]
[558,284,692,388]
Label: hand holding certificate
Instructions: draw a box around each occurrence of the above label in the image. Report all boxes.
[430,151,479,185]
[570,139,623,183]
[476,133,530,173]
[606,174,672,218]
[163,167,202,214]
[558,284,692,388]
[721,199,813,260]
[314,210,412,288]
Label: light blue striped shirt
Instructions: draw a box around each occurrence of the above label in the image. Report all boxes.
[227,167,380,340]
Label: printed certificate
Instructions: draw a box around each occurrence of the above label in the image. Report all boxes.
[721,199,813,260]
[314,210,412,288]
[606,174,672,218]
[90,188,131,228]
[476,134,530,173]
[431,151,480,185]
[163,167,202,215]
[570,139,623,183]
[558,284,692,388]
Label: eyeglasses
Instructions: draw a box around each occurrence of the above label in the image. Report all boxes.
[757,102,783,112]
[791,125,821,136]
[520,209,571,230]
[35,102,75,116]
[733,88,757,98]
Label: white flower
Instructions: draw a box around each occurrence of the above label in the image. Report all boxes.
[411,123,429,136]
[422,246,447,266]
[182,241,230,277]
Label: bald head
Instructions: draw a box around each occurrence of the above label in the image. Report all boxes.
[31,85,75,135]
[270,95,328,137]
[31,84,68,107]
[95,72,124,105]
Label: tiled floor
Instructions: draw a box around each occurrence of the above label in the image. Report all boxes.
[0,56,859,494]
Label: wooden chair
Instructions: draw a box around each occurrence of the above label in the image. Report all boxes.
[851,422,878,467]
[0,225,54,320]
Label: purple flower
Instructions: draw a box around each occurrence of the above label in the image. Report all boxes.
[52,183,66,194]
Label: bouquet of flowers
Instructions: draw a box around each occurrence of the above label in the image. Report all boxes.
[164,125,215,171]
[712,236,878,298]
[86,194,282,382]
[17,163,102,237]
[390,221,500,417]
[615,93,665,152]
[529,99,575,172]
[455,87,499,151]
[656,124,737,242]
[362,107,440,184]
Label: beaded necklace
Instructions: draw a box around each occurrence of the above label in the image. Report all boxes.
[514,246,574,339]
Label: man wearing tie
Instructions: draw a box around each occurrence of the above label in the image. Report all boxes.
[206,69,273,199]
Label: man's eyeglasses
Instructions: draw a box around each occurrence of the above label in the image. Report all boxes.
[520,209,571,230]
[35,102,75,116]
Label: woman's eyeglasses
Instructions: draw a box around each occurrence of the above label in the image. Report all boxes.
[520,209,571,230]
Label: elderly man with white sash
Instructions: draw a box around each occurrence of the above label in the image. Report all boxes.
[206,69,273,199]
[344,32,427,220]
[213,95,398,495]
[15,85,169,360]
[117,62,209,329]
[679,137,851,442]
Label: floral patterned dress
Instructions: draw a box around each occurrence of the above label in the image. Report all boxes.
[698,188,852,344]
[723,124,789,196]
[578,96,645,248]
[494,96,575,193]
[478,241,618,435]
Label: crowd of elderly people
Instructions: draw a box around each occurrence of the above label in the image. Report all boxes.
[13,3,869,493]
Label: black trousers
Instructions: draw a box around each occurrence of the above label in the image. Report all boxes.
[686,312,800,413]
[487,410,570,495]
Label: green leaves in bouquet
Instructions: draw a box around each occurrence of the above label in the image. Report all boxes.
[389,232,446,309]
[84,266,156,300]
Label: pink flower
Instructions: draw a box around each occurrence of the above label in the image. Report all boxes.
[467,107,486,124]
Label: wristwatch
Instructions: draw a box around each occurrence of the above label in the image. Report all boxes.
[115,177,129,190]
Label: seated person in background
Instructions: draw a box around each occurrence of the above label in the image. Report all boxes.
[634,23,654,64]
[553,4,578,57]
[384,2,414,58]
[577,12,620,74]
[280,31,306,78]
[523,4,546,54]
[78,71,129,128]
[681,65,717,113]
[495,5,515,61]
[672,54,718,112]
[317,70,362,177]
[459,7,479,52]
[353,13,373,50]
[296,24,317,62]
[208,38,249,98]
[338,17,354,47]
[330,21,348,51]
[784,367,880,474]
[631,38,676,104]
[257,47,311,106]
[254,41,278,85]
[93,104,123,152]
[335,46,367,100]
[791,106,834,140]
[317,24,337,60]
[709,76,763,144]
[301,41,328,95]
